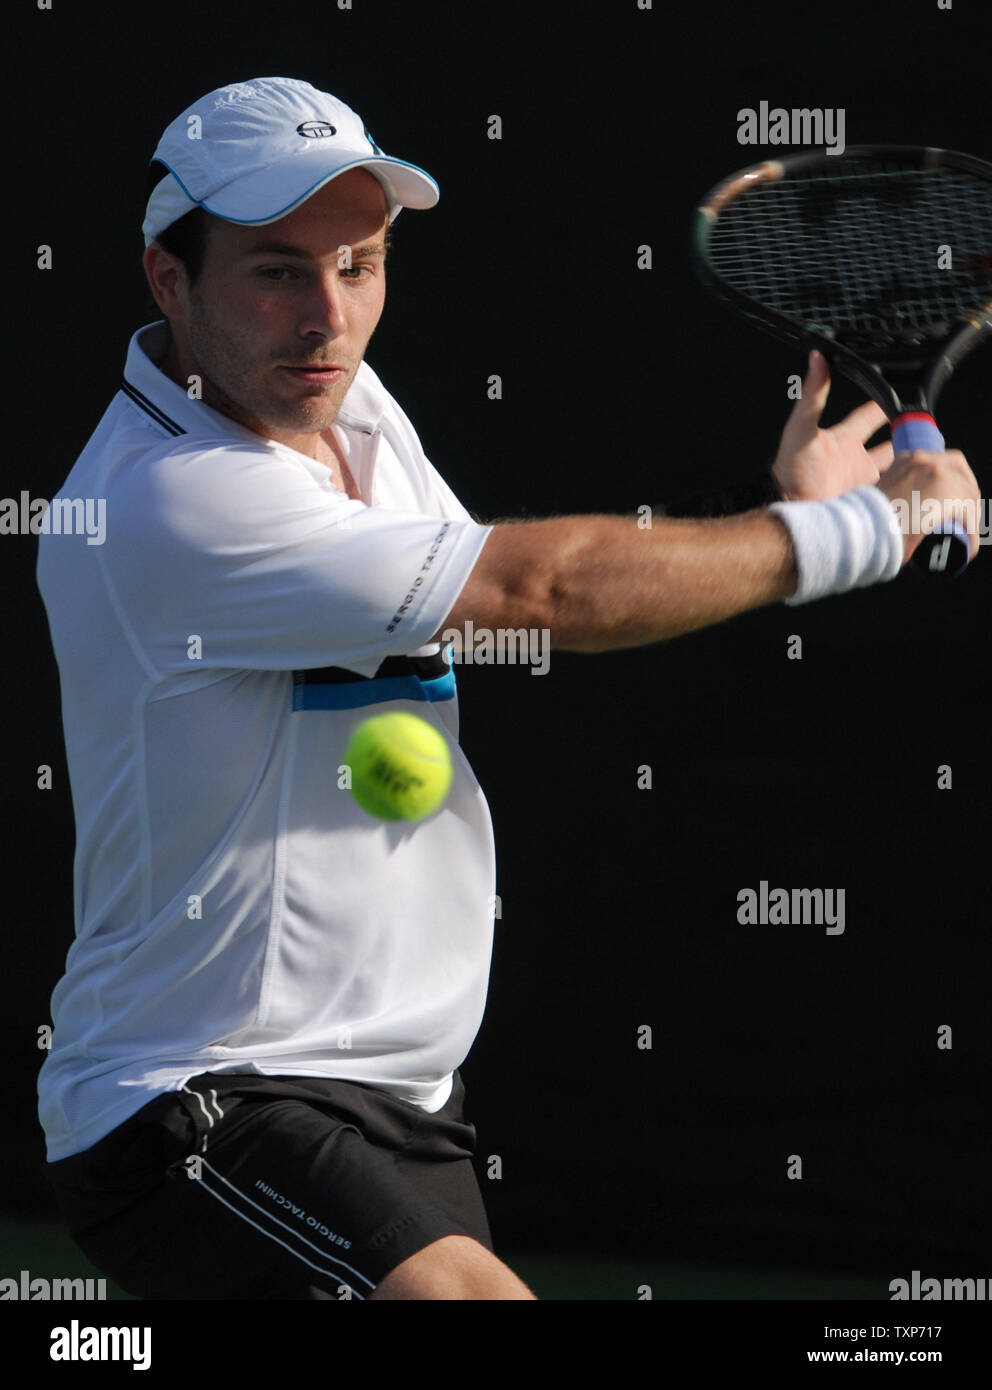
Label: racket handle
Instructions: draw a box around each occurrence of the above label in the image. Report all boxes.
[892,413,971,579]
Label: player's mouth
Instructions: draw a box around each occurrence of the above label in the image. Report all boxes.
[280,364,346,383]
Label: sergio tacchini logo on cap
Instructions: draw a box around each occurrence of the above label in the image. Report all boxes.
[297,121,336,138]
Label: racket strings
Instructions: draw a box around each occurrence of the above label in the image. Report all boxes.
[708,164,992,346]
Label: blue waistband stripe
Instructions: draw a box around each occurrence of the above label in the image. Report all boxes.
[292,669,456,711]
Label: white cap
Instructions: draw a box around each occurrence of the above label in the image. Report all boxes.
[142,77,439,246]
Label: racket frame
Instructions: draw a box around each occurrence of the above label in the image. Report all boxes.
[691,144,992,420]
[691,144,992,576]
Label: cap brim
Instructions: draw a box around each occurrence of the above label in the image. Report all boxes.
[200,151,439,225]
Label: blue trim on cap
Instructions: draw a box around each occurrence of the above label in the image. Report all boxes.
[154,162,201,204]
[157,157,439,227]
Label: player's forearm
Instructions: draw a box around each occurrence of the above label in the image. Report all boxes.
[540,510,797,652]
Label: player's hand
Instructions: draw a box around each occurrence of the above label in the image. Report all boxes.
[875,448,981,565]
[771,350,895,501]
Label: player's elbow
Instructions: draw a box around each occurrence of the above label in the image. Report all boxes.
[431,519,580,648]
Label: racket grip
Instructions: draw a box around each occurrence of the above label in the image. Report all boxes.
[892,413,971,578]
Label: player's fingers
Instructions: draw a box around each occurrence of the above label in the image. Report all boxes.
[868,440,896,472]
[940,496,979,559]
[784,350,831,442]
[834,397,889,444]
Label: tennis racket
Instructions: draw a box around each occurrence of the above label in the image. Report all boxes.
[692,145,992,579]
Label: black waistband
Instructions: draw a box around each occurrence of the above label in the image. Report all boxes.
[293,651,449,687]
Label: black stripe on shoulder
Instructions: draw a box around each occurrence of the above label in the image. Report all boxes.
[120,378,185,437]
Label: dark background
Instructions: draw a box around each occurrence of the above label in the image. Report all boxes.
[4,0,990,1292]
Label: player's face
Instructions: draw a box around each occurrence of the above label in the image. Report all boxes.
[176,169,390,445]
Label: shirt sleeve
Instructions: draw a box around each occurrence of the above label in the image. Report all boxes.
[103,439,493,676]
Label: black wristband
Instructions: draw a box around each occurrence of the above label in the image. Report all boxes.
[659,470,784,519]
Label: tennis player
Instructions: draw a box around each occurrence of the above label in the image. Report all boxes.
[36,77,978,1301]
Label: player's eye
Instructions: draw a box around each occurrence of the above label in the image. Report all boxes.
[258,266,297,282]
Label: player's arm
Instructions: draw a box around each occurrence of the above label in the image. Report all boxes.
[432,509,795,654]
[432,447,979,655]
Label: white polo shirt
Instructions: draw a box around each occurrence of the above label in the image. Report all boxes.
[36,322,496,1162]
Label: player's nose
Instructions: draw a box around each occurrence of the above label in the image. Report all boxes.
[299,269,348,338]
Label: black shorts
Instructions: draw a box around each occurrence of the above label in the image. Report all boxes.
[43,1068,493,1300]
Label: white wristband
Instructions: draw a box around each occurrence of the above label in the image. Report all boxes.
[767,485,904,606]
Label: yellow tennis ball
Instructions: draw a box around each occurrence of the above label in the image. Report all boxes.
[344,712,453,822]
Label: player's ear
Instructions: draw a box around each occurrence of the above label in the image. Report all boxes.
[143,242,188,318]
